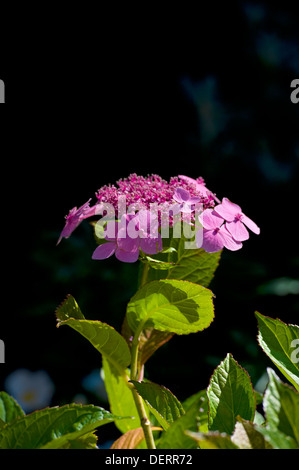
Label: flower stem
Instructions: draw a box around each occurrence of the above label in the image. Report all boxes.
[130,261,156,449]
[140,261,149,287]
[130,335,156,449]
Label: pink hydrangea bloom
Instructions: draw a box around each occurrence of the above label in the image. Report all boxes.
[214,197,260,241]
[58,174,259,261]
[197,209,243,253]
[92,211,162,263]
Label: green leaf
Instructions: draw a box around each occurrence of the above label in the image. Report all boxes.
[254,390,264,406]
[56,297,131,373]
[130,381,185,430]
[56,294,85,321]
[146,225,221,287]
[156,395,204,449]
[140,255,177,271]
[102,357,141,433]
[58,431,98,449]
[259,368,299,448]
[257,427,297,449]
[0,404,124,449]
[90,220,106,245]
[166,235,222,287]
[58,318,131,371]
[208,354,256,434]
[231,417,273,449]
[182,389,207,412]
[256,311,299,391]
[0,392,24,425]
[186,430,239,449]
[181,390,209,431]
[126,279,215,336]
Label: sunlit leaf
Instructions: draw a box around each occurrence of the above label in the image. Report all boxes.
[131,381,185,430]
[126,279,215,335]
[208,354,256,434]
[256,312,299,391]
[0,404,125,449]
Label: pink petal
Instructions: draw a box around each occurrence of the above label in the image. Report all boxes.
[241,214,260,235]
[73,199,92,217]
[178,174,220,202]
[120,221,139,241]
[199,229,224,253]
[214,197,241,221]
[115,246,140,263]
[174,187,190,203]
[189,196,201,204]
[137,209,159,237]
[140,234,163,254]
[83,202,104,218]
[219,225,243,251]
[57,219,81,245]
[178,175,209,196]
[199,209,224,230]
[225,219,249,241]
[118,234,139,252]
[57,201,108,245]
[170,203,183,216]
[92,242,117,260]
[178,175,197,186]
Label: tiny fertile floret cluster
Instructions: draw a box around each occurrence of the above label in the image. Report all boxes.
[58,174,260,262]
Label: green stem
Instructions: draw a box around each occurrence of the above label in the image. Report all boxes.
[129,261,156,449]
[140,261,149,287]
[130,335,155,449]
[130,332,140,383]
[131,387,156,449]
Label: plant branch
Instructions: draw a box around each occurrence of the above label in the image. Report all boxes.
[131,386,156,449]
[129,260,156,449]
[140,261,149,287]
[130,333,156,449]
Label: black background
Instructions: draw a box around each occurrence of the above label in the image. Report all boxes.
[1,1,299,445]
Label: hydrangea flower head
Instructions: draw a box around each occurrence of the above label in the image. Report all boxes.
[57,173,260,262]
